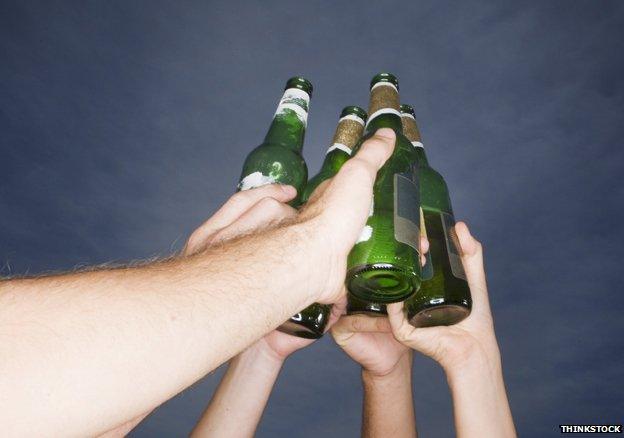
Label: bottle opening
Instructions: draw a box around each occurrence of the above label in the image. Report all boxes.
[285,76,313,96]
[370,72,399,90]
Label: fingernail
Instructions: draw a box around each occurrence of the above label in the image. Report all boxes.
[375,128,396,141]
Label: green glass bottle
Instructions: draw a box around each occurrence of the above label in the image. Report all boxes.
[238,77,312,204]
[346,294,387,316]
[278,105,368,338]
[346,73,422,304]
[400,104,472,327]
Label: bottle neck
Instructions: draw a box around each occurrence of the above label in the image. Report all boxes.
[413,146,429,166]
[263,87,309,151]
[365,83,403,134]
[401,114,429,166]
[320,146,351,172]
[322,113,365,167]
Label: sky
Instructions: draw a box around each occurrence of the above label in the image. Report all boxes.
[1,1,623,436]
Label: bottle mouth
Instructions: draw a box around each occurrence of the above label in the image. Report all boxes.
[370,72,399,90]
[285,76,313,96]
[400,104,416,117]
[340,105,368,122]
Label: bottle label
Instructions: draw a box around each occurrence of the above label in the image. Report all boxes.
[420,207,434,280]
[440,212,467,280]
[393,172,421,253]
[366,108,401,129]
[238,171,276,191]
[370,81,398,92]
[275,88,309,126]
[411,141,424,148]
[339,114,366,126]
[326,143,352,155]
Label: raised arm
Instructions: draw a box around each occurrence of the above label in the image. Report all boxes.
[332,315,416,438]
[387,222,516,438]
[0,128,397,437]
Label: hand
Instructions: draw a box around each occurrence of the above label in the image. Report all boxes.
[297,128,397,304]
[331,234,429,378]
[184,183,347,362]
[184,183,299,255]
[257,298,346,361]
[332,312,410,377]
[387,222,501,373]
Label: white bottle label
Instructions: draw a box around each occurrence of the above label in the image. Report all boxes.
[339,114,366,126]
[411,141,424,148]
[365,108,401,128]
[356,225,373,244]
[274,88,309,126]
[326,143,352,155]
[238,171,276,191]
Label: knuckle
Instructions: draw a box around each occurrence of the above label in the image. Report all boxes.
[341,159,374,184]
[258,196,282,213]
[230,190,253,206]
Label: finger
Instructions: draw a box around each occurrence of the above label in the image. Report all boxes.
[387,302,451,361]
[455,221,490,313]
[211,197,298,244]
[303,128,395,248]
[324,293,347,332]
[305,179,331,205]
[184,184,296,255]
[420,235,429,267]
[332,314,392,336]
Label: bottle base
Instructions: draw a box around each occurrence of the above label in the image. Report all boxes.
[408,304,470,328]
[277,319,324,339]
[347,263,419,304]
[346,302,388,316]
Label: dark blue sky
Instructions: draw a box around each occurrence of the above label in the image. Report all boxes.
[1,1,623,436]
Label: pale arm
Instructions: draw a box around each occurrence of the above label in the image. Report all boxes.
[0,223,317,437]
[388,222,516,438]
[190,341,283,438]
[0,128,397,437]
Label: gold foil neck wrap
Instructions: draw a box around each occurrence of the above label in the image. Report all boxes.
[332,119,365,150]
[401,116,422,142]
[368,84,400,115]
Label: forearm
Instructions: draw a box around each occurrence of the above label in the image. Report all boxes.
[0,223,319,436]
[96,412,150,438]
[191,342,283,437]
[445,347,516,438]
[362,353,416,438]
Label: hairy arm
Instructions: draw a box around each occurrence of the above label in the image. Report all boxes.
[0,223,320,437]
[0,128,395,437]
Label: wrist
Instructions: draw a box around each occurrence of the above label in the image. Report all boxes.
[439,334,502,375]
[444,341,503,386]
[295,219,344,304]
[362,352,412,384]
[239,341,285,372]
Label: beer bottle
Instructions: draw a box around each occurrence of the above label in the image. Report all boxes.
[346,73,422,304]
[346,294,387,316]
[400,104,472,327]
[238,77,312,204]
[278,105,367,338]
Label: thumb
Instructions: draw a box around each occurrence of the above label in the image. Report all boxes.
[455,221,490,314]
[302,128,395,251]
